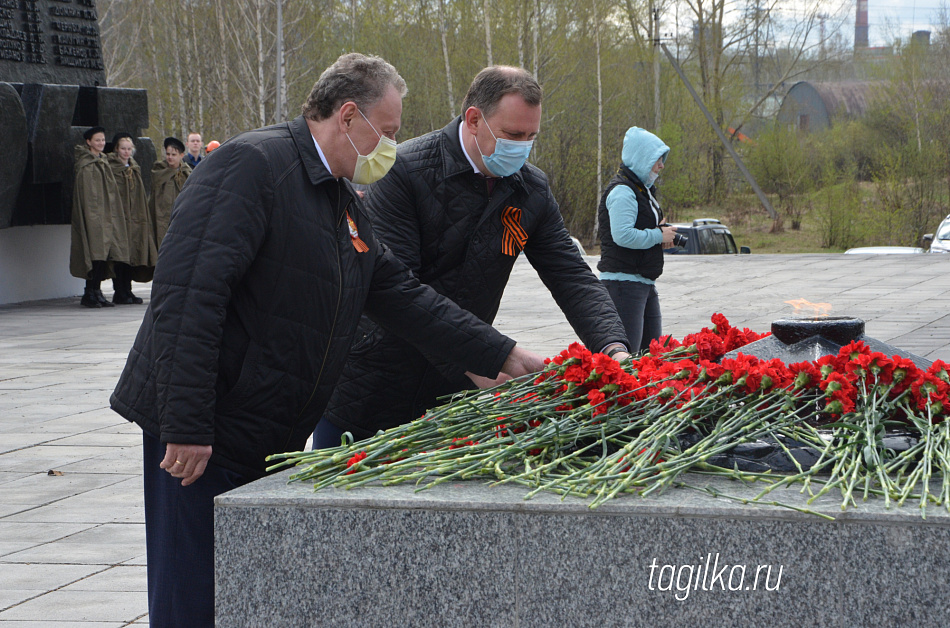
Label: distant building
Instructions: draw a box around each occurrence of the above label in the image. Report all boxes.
[775,81,877,132]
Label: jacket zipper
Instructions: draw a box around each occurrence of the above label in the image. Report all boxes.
[287,195,347,446]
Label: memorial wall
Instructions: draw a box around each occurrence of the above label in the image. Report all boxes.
[0,0,153,231]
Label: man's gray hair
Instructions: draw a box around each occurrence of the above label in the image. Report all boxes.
[460,66,542,118]
[301,53,408,121]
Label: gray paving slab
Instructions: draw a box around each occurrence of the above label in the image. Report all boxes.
[0,254,948,623]
[0,522,96,557]
[59,566,147,592]
[0,563,105,591]
[0,590,147,622]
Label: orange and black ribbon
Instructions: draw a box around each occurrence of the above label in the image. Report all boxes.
[501,206,528,256]
[346,211,369,253]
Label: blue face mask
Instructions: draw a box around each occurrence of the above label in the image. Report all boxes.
[474,112,534,177]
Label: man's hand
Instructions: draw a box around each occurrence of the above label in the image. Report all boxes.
[500,345,545,378]
[160,443,213,487]
[466,371,512,389]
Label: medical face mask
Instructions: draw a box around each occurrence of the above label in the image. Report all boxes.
[473,112,534,177]
[346,109,397,185]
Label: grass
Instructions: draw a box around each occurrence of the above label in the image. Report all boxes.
[667,197,847,255]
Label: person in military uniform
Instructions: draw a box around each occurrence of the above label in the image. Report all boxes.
[107,133,158,304]
[150,136,192,250]
[70,126,129,308]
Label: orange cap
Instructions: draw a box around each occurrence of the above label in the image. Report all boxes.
[206,140,221,153]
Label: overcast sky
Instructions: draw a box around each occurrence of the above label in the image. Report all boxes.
[814,0,945,47]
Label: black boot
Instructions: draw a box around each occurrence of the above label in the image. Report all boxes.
[94,289,115,307]
[113,289,143,305]
[81,287,101,308]
[112,265,143,304]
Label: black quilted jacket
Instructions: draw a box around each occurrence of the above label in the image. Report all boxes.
[325,117,629,438]
[110,116,515,479]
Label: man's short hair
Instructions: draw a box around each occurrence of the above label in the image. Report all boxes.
[461,66,542,118]
[188,132,202,140]
[301,53,407,121]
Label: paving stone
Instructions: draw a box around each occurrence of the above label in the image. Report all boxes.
[2,540,143,566]
[0,590,147,622]
[0,472,134,505]
[0,563,103,591]
[0,446,125,473]
[59,565,147,592]
[0,522,97,557]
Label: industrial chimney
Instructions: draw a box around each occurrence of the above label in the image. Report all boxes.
[855,0,869,48]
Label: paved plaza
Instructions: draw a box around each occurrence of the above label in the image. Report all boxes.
[1,253,948,625]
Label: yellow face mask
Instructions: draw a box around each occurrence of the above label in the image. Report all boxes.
[346,109,397,185]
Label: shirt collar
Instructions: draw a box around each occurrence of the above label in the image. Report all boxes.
[311,135,333,175]
[458,121,483,175]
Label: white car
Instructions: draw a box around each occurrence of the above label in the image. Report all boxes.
[844,246,925,254]
[922,215,950,253]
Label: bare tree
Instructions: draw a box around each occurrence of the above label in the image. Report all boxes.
[483,0,493,65]
[438,0,456,117]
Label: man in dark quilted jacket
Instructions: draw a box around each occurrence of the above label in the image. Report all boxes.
[319,66,631,447]
[110,54,543,628]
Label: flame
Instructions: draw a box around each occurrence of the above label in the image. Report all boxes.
[784,298,832,317]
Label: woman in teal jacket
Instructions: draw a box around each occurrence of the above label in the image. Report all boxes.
[596,127,678,351]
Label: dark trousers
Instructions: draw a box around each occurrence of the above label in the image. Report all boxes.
[85,260,109,291]
[603,279,662,352]
[142,431,248,627]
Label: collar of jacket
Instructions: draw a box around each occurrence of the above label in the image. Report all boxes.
[618,163,650,194]
[438,116,529,195]
[289,115,336,187]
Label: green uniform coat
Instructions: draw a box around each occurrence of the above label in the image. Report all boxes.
[70,145,129,279]
[150,160,192,249]
[108,153,158,281]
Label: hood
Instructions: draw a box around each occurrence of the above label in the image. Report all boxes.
[74,145,102,169]
[621,127,670,185]
[107,152,140,172]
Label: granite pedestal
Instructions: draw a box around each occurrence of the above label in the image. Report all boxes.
[215,470,950,627]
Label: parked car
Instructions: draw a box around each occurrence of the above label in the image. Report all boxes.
[663,218,751,255]
[922,214,950,253]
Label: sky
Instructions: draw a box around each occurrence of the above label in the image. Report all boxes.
[661,2,947,50]
[816,1,946,47]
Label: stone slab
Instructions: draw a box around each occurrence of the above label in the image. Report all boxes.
[0,589,147,622]
[216,469,950,627]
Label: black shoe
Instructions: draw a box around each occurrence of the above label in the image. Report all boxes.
[81,288,101,308]
[113,290,143,305]
[94,289,115,307]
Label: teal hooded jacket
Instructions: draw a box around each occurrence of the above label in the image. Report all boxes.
[600,127,670,284]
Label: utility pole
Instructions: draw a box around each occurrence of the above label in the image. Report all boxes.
[660,43,777,220]
[275,0,285,122]
[751,2,760,96]
[652,1,661,132]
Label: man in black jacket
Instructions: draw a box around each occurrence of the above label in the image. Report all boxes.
[319,66,631,447]
[110,54,542,628]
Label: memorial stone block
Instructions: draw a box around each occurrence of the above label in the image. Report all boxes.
[0,0,152,230]
[0,81,27,228]
[0,0,106,87]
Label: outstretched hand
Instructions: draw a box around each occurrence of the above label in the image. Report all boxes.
[500,345,545,378]
[466,371,513,389]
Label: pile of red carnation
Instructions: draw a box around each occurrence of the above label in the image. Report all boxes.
[275,313,950,518]
[532,314,948,423]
